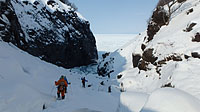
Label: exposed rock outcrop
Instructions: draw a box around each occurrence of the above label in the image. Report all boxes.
[192,32,200,42]
[147,6,169,42]
[0,0,98,68]
[132,53,141,68]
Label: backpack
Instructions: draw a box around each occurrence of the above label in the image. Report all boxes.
[58,81,66,91]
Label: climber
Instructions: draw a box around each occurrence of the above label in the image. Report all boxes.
[120,82,125,92]
[55,75,68,99]
[81,77,88,88]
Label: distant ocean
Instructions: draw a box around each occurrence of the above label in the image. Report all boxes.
[95,34,137,52]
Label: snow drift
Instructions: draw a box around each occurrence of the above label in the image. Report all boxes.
[141,88,200,112]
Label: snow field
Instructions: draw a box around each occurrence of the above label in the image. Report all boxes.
[0,42,118,112]
[141,88,200,112]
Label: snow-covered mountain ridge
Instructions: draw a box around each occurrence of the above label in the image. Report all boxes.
[0,0,98,68]
[98,0,200,111]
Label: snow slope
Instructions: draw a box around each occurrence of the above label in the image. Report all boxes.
[0,41,118,112]
[141,88,200,112]
[98,0,200,111]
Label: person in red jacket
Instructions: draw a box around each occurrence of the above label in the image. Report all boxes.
[55,75,68,99]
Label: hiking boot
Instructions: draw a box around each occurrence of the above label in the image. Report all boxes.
[62,96,65,99]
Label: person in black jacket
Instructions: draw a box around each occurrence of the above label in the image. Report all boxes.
[81,77,88,88]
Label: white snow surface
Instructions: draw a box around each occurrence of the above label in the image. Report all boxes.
[0,41,119,112]
[141,88,200,112]
[1,0,200,112]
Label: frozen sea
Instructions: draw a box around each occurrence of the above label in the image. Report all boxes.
[95,34,137,57]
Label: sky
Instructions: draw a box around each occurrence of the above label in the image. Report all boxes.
[70,0,158,34]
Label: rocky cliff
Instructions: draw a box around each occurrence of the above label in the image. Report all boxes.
[0,0,98,68]
[97,0,200,93]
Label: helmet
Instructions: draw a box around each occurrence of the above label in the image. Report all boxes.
[60,75,64,79]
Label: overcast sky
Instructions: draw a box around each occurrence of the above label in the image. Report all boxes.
[70,0,158,34]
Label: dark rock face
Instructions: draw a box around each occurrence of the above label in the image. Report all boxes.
[141,44,146,51]
[184,22,197,32]
[142,48,158,64]
[177,0,187,3]
[0,0,27,50]
[117,74,123,79]
[186,8,193,15]
[192,32,200,42]
[138,60,149,71]
[184,54,190,59]
[0,0,98,68]
[161,82,175,88]
[97,57,114,77]
[97,52,114,77]
[147,7,169,42]
[132,53,141,68]
[191,52,200,59]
